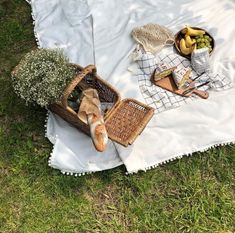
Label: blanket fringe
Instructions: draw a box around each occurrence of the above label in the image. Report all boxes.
[29,2,42,48]
[44,111,57,143]
[45,111,95,177]
[125,140,235,175]
[61,171,94,177]
[45,112,235,177]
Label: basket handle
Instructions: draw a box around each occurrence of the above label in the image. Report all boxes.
[61,64,97,109]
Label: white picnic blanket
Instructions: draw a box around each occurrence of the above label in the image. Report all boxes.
[28,0,235,175]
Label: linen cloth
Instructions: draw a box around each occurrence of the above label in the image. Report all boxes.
[28,0,235,174]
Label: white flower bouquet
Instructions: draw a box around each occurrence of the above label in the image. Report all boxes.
[12,49,75,107]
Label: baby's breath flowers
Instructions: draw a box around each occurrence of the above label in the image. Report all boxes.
[12,49,75,107]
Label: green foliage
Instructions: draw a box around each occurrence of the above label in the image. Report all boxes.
[0,1,235,233]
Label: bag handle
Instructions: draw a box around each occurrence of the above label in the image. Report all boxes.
[61,64,97,109]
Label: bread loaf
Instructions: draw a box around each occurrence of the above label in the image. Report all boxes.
[88,113,108,152]
[78,88,108,152]
[172,67,191,89]
[154,63,176,81]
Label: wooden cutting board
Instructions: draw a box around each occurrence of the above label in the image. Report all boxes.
[152,74,209,99]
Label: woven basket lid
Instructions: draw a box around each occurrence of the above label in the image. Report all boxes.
[105,98,154,147]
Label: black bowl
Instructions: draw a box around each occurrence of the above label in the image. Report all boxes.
[174,27,215,59]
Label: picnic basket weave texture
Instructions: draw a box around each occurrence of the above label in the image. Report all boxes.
[49,64,120,136]
[49,64,154,146]
[105,98,154,146]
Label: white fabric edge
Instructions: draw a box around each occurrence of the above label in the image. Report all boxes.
[27,0,42,48]
[125,139,235,175]
[44,112,123,176]
[45,110,235,176]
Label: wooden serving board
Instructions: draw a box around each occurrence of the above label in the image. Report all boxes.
[152,75,209,99]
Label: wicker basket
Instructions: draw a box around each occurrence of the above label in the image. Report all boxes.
[48,64,154,146]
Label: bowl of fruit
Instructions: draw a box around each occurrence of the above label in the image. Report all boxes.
[174,26,215,59]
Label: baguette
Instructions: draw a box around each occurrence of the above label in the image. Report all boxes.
[87,113,108,152]
[78,88,108,152]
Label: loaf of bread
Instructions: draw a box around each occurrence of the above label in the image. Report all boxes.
[78,88,108,152]
[88,113,108,152]
[153,63,176,81]
[172,67,191,89]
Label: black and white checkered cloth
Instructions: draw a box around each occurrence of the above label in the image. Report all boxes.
[135,52,232,113]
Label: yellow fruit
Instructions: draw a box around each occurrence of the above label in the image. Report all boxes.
[179,38,191,55]
[185,34,196,47]
[186,26,205,36]
[191,43,197,52]
[181,28,187,34]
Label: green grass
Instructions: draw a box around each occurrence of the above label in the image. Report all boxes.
[0,1,235,232]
